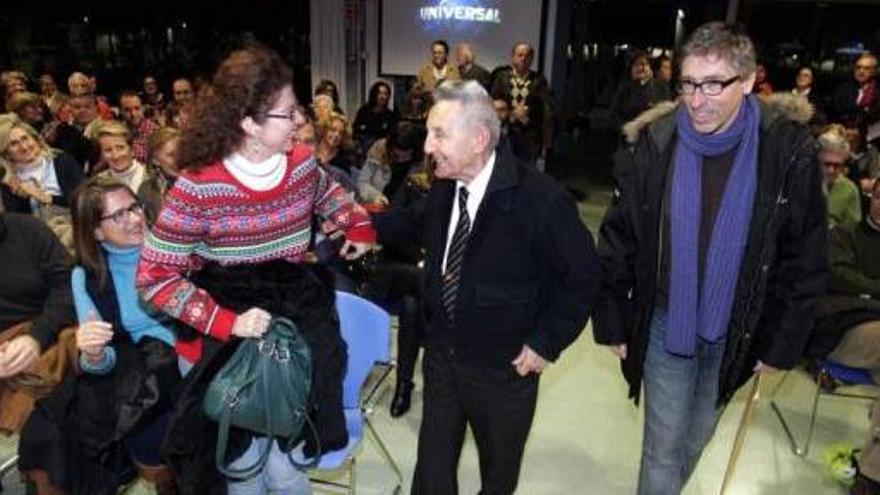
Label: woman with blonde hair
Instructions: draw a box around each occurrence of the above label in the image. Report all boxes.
[315,112,358,182]
[94,120,147,193]
[0,113,83,253]
[138,126,181,224]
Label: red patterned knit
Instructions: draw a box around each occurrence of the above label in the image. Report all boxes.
[136,145,375,362]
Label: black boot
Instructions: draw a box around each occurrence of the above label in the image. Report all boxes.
[390,380,414,418]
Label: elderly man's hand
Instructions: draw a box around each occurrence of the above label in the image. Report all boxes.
[511,345,547,376]
[0,335,40,379]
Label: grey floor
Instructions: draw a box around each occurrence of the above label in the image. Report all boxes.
[0,186,874,495]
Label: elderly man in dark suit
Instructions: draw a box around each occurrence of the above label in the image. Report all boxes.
[373,80,598,495]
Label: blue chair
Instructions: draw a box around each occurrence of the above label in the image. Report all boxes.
[300,291,403,494]
[770,359,879,457]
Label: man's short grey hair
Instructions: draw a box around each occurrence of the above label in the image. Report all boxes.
[679,22,756,78]
[433,80,500,149]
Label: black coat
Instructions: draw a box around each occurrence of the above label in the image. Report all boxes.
[163,261,348,494]
[594,95,829,406]
[373,140,599,367]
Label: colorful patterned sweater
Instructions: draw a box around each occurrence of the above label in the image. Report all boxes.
[136,145,375,362]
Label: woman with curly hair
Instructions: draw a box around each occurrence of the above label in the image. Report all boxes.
[136,44,375,494]
[315,112,358,183]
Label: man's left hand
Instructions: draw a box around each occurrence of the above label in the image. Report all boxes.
[511,345,547,376]
[754,360,779,374]
[339,240,374,260]
[0,335,40,379]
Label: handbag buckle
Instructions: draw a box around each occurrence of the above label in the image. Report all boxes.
[275,346,291,362]
[257,339,275,356]
[223,389,241,408]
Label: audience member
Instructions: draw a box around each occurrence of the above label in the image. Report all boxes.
[18,178,181,494]
[315,112,359,183]
[456,43,492,91]
[353,80,398,152]
[171,77,194,104]
[358,120,424,206]
[94,121,148,193]
[844,121,880,195]
[491,42,555,161]
[820,124,862,227]
[832,52,880,137]
[416,39,461,92]
[119,91,160,163]
[38,73,66,118]
[611,49,673,128]
[754,61,774,99]
[141,74,166,120]
[315,79,343,113]
[0,114,84,240]
[138,126,181,224]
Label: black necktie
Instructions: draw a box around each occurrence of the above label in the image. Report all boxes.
[442,187,470,321]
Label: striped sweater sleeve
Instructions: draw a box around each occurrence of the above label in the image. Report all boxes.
[135,181,237,340]
[313,164,377,243]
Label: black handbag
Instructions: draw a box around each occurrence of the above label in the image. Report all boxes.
[203,317,320,480]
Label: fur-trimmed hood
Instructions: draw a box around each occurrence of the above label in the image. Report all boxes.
[621,93,815,145]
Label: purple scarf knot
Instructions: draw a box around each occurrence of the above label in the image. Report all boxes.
[667,95,760,356]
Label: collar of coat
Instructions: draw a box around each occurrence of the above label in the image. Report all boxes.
[621,92,815,148]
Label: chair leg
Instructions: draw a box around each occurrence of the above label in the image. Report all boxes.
[770,368,823,457]
[348,457,356,495]
[364,417,404,490]
[720,374,763,495]
[0,454,18,492]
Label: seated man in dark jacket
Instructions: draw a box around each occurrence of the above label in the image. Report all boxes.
[812,177,880,494]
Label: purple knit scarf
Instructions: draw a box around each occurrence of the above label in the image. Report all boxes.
[667,95,760,356]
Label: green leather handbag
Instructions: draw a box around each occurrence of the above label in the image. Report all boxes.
[203,317,320,480]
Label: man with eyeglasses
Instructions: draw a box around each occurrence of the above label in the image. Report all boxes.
[818,125,862,228]
[595,22,827,494]
[832,53,880,142]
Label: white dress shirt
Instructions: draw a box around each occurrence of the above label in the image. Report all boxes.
[441,151,496,273]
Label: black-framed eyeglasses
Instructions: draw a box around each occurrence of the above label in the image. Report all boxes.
[265,106,304,121]
[822,160,846,169]
[677,75,741,96]
[101,201,144,225]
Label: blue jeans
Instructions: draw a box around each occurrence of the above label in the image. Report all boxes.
[227,437,312,495]
[638,309,726,495]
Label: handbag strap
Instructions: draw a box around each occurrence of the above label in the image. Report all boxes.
[285,415,322,470]
[214,385,273,481]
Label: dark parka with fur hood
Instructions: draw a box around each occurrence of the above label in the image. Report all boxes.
[594,94,828,406]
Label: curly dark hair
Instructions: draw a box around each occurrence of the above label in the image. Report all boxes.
[177,44,293,170]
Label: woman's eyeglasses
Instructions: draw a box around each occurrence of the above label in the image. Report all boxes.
[265,106,305,121]
[101,201,144,225]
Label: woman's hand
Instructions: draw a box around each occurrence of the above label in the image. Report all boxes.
[232,307,272,339]
[0,335,40,378]
[76,320,114,364]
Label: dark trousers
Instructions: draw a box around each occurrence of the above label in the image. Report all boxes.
[411,349,538,495]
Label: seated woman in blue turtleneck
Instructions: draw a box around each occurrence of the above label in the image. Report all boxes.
[67,176,179,492]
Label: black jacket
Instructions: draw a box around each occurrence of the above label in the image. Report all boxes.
[373,140,599,367]
[594,94,828,405]
[1,150,84,213]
